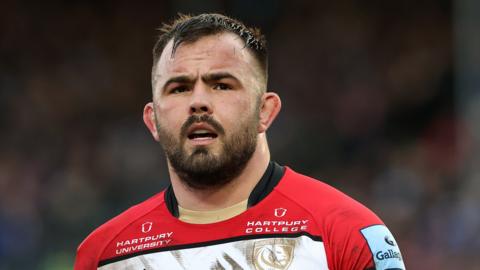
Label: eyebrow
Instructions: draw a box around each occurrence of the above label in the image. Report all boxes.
[201,72,239,84]
[161,72,240,92]
[162,75,195,92]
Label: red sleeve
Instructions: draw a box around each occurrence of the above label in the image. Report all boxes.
[323,206,380,270]
[74,233,104,270]
[278,168,393,270]
[74,215,124,270]
[74,192,166,270]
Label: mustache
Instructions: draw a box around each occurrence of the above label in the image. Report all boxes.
[180,114,225,137]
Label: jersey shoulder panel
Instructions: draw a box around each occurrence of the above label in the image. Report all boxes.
[276,167,382,226]
[276,167,403,270]
[74,191,166,270]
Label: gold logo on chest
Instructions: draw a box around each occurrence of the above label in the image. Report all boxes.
[252,239,295,270]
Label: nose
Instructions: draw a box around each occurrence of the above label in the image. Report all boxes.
[189,83,213,115]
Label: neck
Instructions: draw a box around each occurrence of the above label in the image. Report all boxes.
[168,135,270,211]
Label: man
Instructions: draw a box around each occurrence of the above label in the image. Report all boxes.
[74,13,405,270]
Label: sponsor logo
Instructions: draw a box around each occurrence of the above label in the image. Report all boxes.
[375,249,403,261]
[245,220,309,234]
[360,225,405,269]
[274,208,287,217]
[141,221,153,233]
[253,239,295,270]
[115,232,174,255]
[384,235,395,246]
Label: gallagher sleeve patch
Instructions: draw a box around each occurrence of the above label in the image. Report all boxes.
[360,225,405,270]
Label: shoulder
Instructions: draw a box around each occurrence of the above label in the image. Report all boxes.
[276,167,406,270]
[74,191,166,270]
[277,167,382,226]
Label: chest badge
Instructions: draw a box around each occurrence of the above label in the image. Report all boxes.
[141,221,153,233]
[253,239,295,270]
[274,208,287,218]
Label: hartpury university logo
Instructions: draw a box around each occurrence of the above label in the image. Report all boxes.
[141,221,153,233]
[274,208,287,218]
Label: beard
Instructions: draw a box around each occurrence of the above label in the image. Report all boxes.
[155,108,259,190]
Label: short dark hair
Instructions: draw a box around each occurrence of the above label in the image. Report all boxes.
[152,13,268,84]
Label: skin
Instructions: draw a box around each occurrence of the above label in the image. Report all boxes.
[143,32,281,211]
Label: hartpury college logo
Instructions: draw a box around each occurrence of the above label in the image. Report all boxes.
[274,208,287,217]
[141,221,153,233]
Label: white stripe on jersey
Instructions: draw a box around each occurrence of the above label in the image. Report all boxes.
[99,235,329,270]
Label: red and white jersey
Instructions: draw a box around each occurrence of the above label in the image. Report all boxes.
[74,163,405,269]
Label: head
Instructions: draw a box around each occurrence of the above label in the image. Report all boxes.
[151,13,268,92]
[143,13,281,190]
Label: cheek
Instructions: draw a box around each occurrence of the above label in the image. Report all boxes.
[155,100,185,132]
[216,96,255,126]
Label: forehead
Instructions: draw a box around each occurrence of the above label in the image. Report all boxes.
[153,32,259,80]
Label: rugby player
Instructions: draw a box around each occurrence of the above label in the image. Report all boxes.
[74,13,405,270]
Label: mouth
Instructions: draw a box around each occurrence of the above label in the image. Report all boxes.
[186,124,219,144]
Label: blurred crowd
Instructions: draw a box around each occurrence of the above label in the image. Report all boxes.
[1,0,478,269]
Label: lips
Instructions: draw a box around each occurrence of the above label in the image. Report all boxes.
[186,123,219,140]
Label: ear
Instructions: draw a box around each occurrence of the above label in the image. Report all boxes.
[258,92,282,133]
[143,102,160,141]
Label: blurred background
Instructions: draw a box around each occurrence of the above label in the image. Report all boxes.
[1,0,479,269]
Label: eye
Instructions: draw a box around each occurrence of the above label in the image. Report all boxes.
[213,83,231,90]
[170,86,189,94]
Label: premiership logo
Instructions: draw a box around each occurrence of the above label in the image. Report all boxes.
[141,221,153,233]
[274,208,287,218]
[253,239,295,270]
